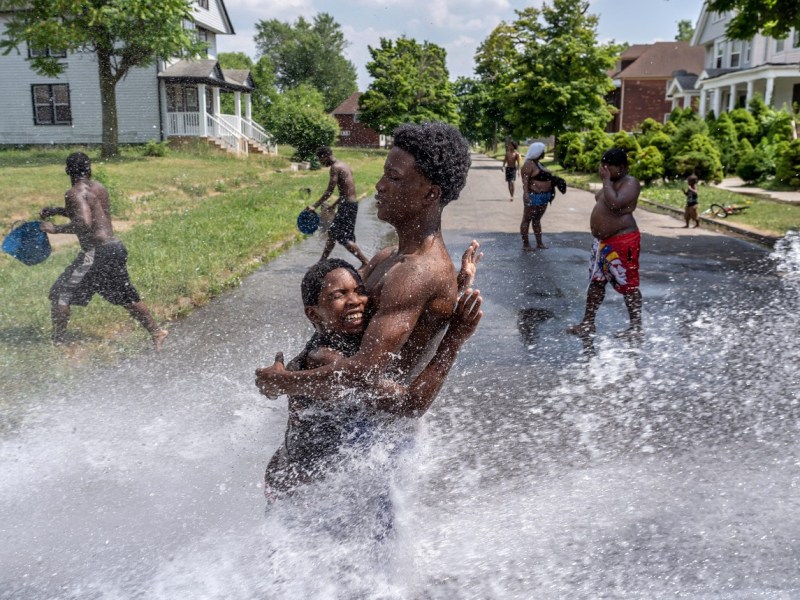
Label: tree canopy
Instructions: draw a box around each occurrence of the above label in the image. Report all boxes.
[0,0,206,157]
[358,37,458,134]
[676,19,695,42]
[706,0,800,39]
[478,0,619,141]
[218,52,276,124]
[254,12,357,112]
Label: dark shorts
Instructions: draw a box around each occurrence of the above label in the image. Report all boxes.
[588,231,640,294]
[49,240,141,307]
[505,167,517,182]
[329,199,358,245]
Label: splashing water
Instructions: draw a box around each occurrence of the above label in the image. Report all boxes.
[2,207,799,598]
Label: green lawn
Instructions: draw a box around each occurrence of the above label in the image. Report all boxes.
[0,144,387,399]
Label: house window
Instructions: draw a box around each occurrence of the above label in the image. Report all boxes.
[776,38,785,53]
[196,28,209,56]
[28,45,66,59]
[715,41,725,68]
[793,29,800,48]
[353,112,360,123]
[166,84,200,112]
[31,84,71,125]
[340,130,351,137]
[730,40,741,67]
[197,0,209,9]
[744,41,752,63]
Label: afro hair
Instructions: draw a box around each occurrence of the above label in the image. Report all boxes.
[391,122,471,205]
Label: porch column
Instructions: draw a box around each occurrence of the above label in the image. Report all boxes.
[728,84,737,111]
[746,80,754,104]
[234,91,242,132]
[198,83,207,137]
[765,77,775,106]
[712,87,722,116]
[684,94,692,109]
[213,88,221,115]
[699,89,707,116]
[244,93,252,137]
[159,81,169,140]
[672,96,678,110]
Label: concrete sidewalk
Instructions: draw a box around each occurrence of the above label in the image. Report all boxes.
[714,176,800,204]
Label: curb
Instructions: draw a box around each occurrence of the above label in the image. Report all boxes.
[638,198,780,248]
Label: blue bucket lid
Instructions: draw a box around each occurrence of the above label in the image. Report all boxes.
[2,221,52,266]
[296,209,320,235]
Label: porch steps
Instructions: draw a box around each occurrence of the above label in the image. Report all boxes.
[245,139,274,155]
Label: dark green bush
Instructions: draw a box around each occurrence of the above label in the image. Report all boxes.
[735,138,771,183]
[709,112,739,174]
[729,108,760,144]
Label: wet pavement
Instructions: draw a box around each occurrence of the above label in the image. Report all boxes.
[2,153,798,599]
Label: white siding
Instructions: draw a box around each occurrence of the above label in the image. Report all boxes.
[0,44,161,145]
[193,0,231,35]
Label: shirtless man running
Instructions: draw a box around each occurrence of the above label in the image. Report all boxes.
[567,148,643,338]
[40,152,167,349]
[307,146,370,267]
[256,122,479,417]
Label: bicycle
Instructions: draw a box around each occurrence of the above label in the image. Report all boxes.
[703,203,750,218]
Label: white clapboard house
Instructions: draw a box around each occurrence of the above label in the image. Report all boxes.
[670,5,800,117]
[0,0,274,155]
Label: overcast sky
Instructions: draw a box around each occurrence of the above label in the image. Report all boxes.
[216,0,704,90]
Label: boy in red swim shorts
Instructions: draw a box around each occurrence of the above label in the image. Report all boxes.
[567,148,642,339]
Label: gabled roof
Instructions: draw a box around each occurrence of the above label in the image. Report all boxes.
[331,92,361,115]
[698,67,738,81]
[667,72,700,96]
[158,59,253,92]
[223,69,254,89]
[615,42,704,79]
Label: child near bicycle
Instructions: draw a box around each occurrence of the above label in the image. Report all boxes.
[684,174,700,228]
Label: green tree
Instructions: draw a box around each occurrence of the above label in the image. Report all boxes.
[676,19,695,42]
[775,139,800,187]
[454,77,495,147]
[496,0,619,141]
[706,0,800,40]
[729,107,760,143]
[473,21,519,150]
[254,13,357,111]
[263,84,338,161]
[673,134,724,183]
[359,37,458,134]
[218,53,277,125]
[0,0,206,157]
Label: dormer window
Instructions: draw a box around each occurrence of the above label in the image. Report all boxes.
[776,39,785,53]
[197,0,209,9]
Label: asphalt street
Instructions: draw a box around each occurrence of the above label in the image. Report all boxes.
[3,153,797,598]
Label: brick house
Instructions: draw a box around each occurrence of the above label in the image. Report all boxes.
[331,92,386,147]
[606,42,705,132]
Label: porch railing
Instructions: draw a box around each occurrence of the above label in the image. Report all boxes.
[207,113,248,156]
[166,111,276,156]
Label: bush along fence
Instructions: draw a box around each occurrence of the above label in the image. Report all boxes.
[556,95,800,188]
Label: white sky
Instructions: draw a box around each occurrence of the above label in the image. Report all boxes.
[216,0,704,89]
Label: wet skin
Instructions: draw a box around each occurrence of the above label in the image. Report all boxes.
[256,147,478,416]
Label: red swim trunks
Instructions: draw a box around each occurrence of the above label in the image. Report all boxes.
[588,230,640,294]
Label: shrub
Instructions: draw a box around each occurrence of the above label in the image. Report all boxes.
[638,118,663,139]
[672,133,723,183]
[557,132,582,169]
[775,139,800,187]
[264,85,339,161]
[142,140,170,157]
[611,131,640,160]
[630,145,664,185]
[729,108,760,144]
[735,138,771,183]
[577,130,612,172]
[709,112,739,174]
[671,118,709,156]
[648,132,673,157]
[766,108,795,142]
